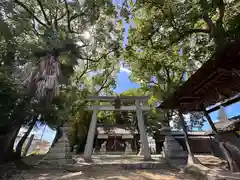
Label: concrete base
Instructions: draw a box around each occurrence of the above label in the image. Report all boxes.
[39,125,72,167]
[94,151,136,155]
[161,134,188,167]
[69,154,167,171]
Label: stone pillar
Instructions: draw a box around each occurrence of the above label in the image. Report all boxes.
[61,124,72,161]
[125,141,132,155]
[100,141,107,155]
[40,124,72,166]
[135,100,151,160]
[83,109,98,162]
[161,127,188,166]
[138,141,143,156]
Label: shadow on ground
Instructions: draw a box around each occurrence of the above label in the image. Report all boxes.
[10,167,199,180]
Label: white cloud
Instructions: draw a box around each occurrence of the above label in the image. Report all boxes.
[169,113,191,130]
[18,126,40,138]
[83,31,91,39]
[119,61,131,74]
[120,67,131,74]
[184,114,191,122]
[76,41,84,47]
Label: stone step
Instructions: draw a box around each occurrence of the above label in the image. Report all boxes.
[65,161,170,171]
[94,152,137,155]
[91,156,143,160]
[167,158,188,168]
[47,148,67,153]
[163,143,183,150]
[163,150,188,158]
[121,162,169,170]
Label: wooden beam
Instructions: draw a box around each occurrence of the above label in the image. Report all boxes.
[193,71,218,94]
[195,72,223,94]
[86,96,149,101]
[201,104,219,133]
[85,105,150,111]
[217,68,233,75]
[207,94,240,113]
[179,96,201,100]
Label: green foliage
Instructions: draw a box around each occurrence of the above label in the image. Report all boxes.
[68,109,92,153]
[188,112,206,131]
[0,0,122,139]
[0,67,19,129]
[118,0,234,130]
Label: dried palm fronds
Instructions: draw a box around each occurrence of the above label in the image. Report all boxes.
[22,54,61,101]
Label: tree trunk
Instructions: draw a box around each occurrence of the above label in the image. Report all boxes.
[3,126,21,162]
[13,117,36,170]
[15,118,36,158]
[219,141,239,172]
[201,105,239,172]
[3,97,32,161]
[179,111,200,164]
[0,134,5,164]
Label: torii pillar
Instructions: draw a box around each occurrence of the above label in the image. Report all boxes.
[135,99,151,160]
[83,109,98,162]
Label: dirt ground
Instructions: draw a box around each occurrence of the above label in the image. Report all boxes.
[8,167,199,180]
[2,155,227,180]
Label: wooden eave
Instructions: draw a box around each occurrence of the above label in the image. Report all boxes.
[158,40,240,112]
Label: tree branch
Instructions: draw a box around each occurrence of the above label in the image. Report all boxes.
[63,0,73,33]
[32,19,42,36]
[78,59,89,81]
[54,6,59,30]
[70,12,85,21]
[14,0,47,27]
[203,13,215,30]
[178,71,185,84]
[63,0,85,33]
[149,80,158,86]
[79,49,114,62]
[36,0,51,25]
[199,0,215,31]
[164,66,171,83]
[216,0,225,25]
[154,28,210,50]
[53,5,67,30]
[97,69,115,93]
[57,12,67,21]
[168,6,182,35]
[188,28,210,33]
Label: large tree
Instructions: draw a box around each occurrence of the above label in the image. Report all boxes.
[120,0,212,163]
[129,0,240,58]
[0,0,121,165]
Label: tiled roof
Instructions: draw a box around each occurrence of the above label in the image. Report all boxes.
[96,124,138,135]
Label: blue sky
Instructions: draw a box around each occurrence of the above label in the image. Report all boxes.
[115,70,240,131]
[114,70,139,94]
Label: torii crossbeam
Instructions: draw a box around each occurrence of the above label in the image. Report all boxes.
[83,96,151,162]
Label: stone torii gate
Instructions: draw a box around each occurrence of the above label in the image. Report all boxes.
[83,96,151,162]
